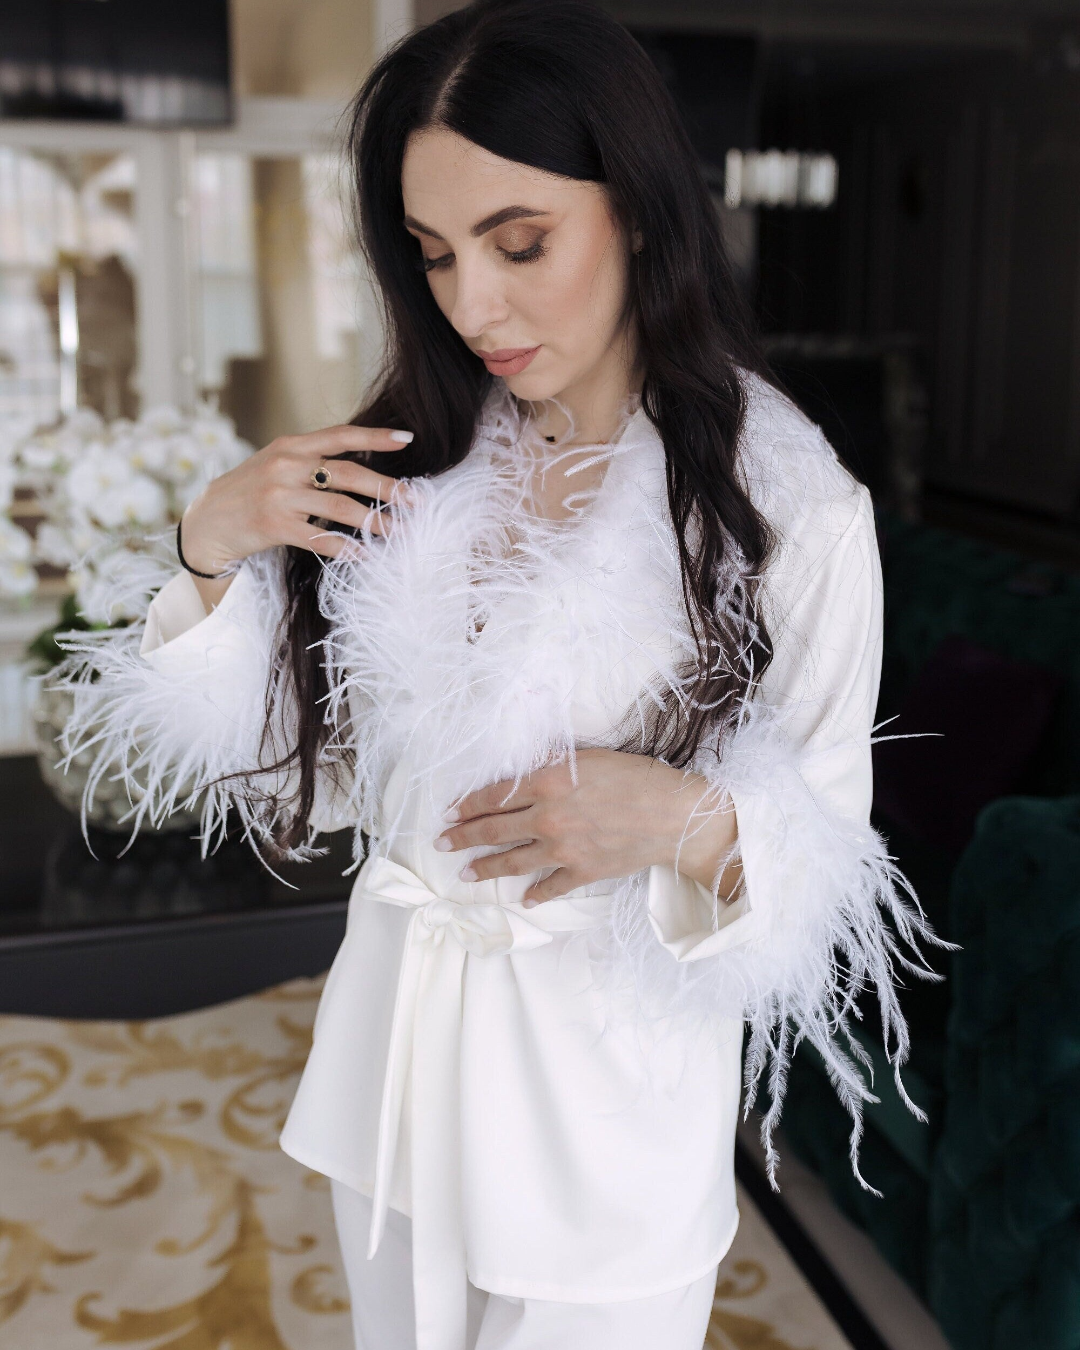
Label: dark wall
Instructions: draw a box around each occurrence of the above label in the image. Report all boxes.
[629,29,758,186]
[755,38,1080,523]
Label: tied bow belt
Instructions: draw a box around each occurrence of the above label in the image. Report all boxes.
[360,854,612,1350]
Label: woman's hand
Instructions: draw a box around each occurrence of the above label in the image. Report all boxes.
[179,424,415,611]
[436,748,740,904]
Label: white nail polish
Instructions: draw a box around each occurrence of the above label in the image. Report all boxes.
[390,430,415,444]
[433,836,452,852]
[460,865,477,882]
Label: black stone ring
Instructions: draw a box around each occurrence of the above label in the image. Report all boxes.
[310,465,333,490]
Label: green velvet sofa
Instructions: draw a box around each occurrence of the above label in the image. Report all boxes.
[776,516,1080,1349]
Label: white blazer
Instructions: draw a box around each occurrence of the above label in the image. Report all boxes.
[60,374,934,1349]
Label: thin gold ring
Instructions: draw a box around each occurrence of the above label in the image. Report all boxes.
[310,465,333,491]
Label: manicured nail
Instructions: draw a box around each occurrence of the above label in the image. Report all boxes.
[460,865,477,882]
[522,898,538,909]
[444,806,460,823]
[433,836,453,852]
[390,430,414,444]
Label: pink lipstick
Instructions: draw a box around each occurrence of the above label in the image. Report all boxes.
[477,345,540,377]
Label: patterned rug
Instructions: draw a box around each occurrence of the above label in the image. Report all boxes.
[0,977,852,1350]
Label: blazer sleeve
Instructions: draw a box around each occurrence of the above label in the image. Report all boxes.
[57,551,357,854]
[646,483,941,1188]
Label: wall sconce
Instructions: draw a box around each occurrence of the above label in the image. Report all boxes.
[724,150,838,209]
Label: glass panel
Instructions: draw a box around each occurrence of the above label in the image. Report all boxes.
[193,153,262,393]
[193,151,382,449]
[0,147,140,426]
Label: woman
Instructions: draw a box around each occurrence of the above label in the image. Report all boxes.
[60,2,937,1347]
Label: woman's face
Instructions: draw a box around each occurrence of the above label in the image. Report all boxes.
[401,127,637,404]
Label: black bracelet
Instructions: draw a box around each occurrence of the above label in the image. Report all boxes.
[176,516,230,580]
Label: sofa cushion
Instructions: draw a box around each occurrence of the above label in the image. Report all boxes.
[878,518,1080,799]
[874,634,1062,854]
[931,796,1080,1350]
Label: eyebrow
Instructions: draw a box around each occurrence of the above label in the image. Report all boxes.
[403,205,548,241]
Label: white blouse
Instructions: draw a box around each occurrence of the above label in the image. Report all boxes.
[61,375,934,1350]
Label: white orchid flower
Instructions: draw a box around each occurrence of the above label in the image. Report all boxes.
[0,516,36,597]
[0,462,17,512]
[7,404,254,614]
[94,475,169,529]
[126,433,170,474]
[0,414,36,462]
[65,446,133,510]
[0,515,32,560]
[20,434,61,473]
[160,433,202,485]
[0,560,36,597]
[34,520,104,568]
[137,405,187,436]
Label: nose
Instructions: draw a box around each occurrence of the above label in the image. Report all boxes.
[448,254,511,342]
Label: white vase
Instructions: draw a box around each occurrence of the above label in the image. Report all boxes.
[32,681,201,834]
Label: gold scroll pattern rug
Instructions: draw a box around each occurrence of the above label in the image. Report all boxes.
[0,977,853,1350]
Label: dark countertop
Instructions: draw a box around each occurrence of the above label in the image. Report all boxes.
[0,753,355,945]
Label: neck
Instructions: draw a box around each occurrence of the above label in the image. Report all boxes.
[522,331,643,446]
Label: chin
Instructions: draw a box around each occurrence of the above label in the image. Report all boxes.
[502,366,569,402]
[496,348,569,399]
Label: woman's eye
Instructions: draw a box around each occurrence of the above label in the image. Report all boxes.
[415,238,546,272]
[499,239,547,265]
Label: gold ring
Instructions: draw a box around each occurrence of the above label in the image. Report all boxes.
[310,465,333,490]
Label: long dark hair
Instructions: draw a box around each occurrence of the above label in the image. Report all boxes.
[274,0,773,850]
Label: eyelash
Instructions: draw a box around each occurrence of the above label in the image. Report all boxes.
[418,240,547,273]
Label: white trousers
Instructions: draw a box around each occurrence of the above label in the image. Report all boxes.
[331,1182,718,1350]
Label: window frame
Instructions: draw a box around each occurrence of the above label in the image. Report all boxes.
[0,96,347,415]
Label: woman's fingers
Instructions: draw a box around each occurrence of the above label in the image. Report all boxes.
[455,841,586,901]
[295,488,399,534]
[282,521,354,557]
[308,457,412,506]
[460,842,547,883]
[523,869,577,904]
[437,804,536,853]
[285,425,415,459]
[447,778,532,823]
[175,423,416,574]
[279,489,399,555]
[446,760,571,822]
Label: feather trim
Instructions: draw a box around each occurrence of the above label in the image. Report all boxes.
[316,385,677,854]
[52,549,327,859]
[50,374,943,1191]
[606,700,948,1191]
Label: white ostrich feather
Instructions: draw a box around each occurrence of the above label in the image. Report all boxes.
[605,701,945,1192]
[54,548,329,859]
[55,373,941,1185]
[317,388,683,850]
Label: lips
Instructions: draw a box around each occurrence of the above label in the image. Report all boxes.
[476,345,540,377]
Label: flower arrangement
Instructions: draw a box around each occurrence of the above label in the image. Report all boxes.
[0,404,253,829]
[1,404,253,637]
[0,414,39,599]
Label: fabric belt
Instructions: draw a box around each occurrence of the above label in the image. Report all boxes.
[360,854,609,1350]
